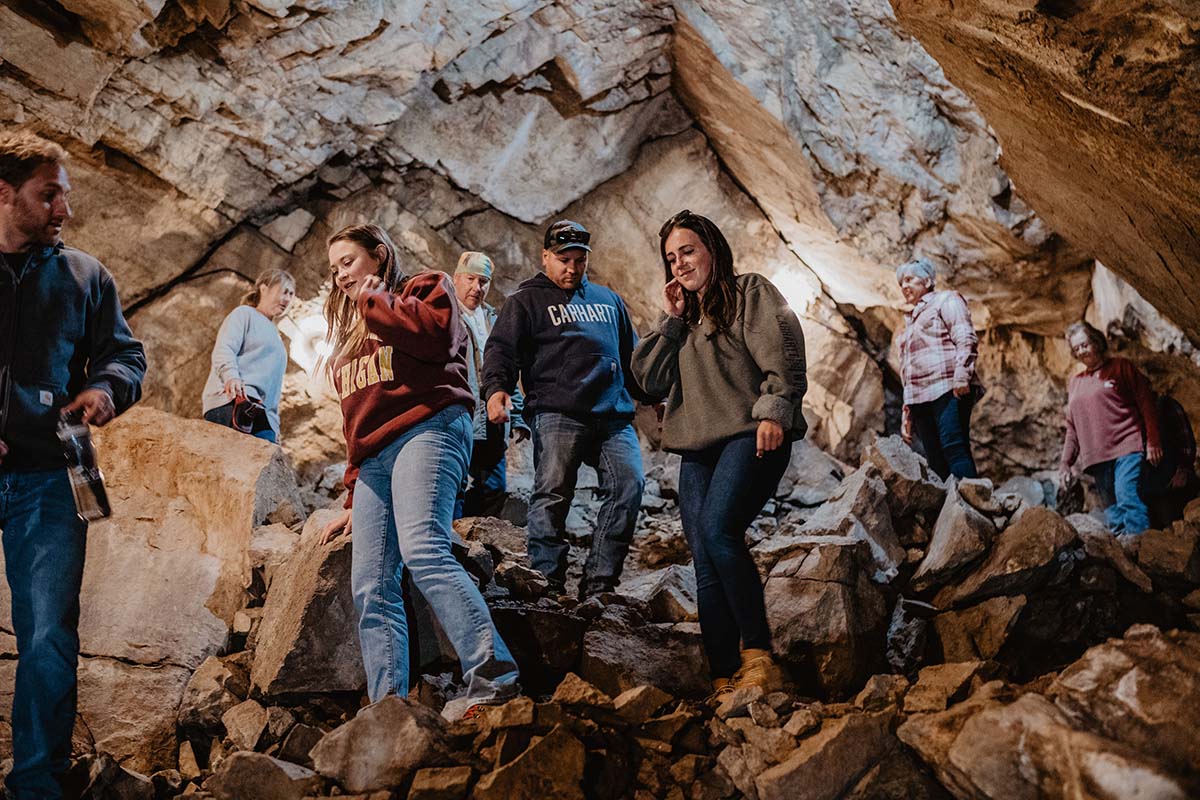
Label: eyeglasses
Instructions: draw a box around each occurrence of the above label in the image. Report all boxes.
[544,227,590,249]
[659,209,696,239]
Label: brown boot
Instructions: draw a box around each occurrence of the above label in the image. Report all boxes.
[731,648,785,693]
[706,677,735,705]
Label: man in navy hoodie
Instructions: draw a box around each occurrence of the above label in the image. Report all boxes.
[483,220,645,599]
[0,131,146,799]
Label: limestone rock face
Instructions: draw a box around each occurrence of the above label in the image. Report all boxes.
[763,541,888,697]
[1049,626,1200,779]
[0,407,302,772]
[893,1,1200,342]
[251,510,364,696]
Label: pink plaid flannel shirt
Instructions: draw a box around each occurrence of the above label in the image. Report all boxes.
[897,290,981,422]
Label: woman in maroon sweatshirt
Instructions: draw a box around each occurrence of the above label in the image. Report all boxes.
[318,223,519,720]
[1059,322,1161,535]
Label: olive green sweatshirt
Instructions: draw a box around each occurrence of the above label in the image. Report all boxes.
[630,272,808,452]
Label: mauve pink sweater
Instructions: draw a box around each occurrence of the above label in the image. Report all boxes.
[1061,357,1160,471]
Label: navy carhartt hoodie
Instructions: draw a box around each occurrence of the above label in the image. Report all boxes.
[482,272,648,420]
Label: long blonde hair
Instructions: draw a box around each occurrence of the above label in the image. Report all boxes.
[323,223,406,371]
[241,268,295,307]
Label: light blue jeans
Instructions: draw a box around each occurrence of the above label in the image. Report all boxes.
[350,405,519,708]
[1,469,87,800]
[1087,451,1151,534]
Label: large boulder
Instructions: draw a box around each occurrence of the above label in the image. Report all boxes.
[618,564,698,623]
[934,508,1078,609]
[931,596,1026,662]
[580,606,710,698]
[1049,625,1200,780]
[206,752,322,800]
[764,540,888,697]
[473,724,585,800]
[792,465,904,583]
[0,408,303,772]
[912,481,997,593]
[251,510,363,696]
[1136,521,1200,587]
[755,711,897,800]
[863,435,946,520]
[899,684,1195,799]
[310,696,452,793]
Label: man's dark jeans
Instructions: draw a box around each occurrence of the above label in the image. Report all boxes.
[678,433,790,679]
[1,469,87,800]
[528,412,643,595]
[455,452,508,519]
[910,390,978,480]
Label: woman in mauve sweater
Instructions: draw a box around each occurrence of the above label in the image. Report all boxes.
[1059,321,1162,535]
[317,224,518,721]
[631,210,808,701]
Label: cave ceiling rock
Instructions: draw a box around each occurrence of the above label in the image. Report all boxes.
[891,0,1200,342]
[671,0,1094,331]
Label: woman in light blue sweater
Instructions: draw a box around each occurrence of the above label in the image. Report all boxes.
[631,211,807,701]
[201,268,295,442]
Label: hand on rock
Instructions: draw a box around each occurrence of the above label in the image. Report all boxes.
[320,509,352,544]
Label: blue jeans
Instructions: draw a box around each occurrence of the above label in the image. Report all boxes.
[528,412,644,595]
[679,434,790,679]
[1087,452,1151,534]
[203,403,277,443]
[350,405,518,707]
[1,469,87,800]
[909,390,977,480]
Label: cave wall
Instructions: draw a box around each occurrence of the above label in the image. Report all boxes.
[2,0,1197,481]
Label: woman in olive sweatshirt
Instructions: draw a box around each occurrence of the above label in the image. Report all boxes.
[317,223,518,721]
[631,211,808,700]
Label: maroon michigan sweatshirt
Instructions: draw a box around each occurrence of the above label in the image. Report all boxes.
[333,271,474,507]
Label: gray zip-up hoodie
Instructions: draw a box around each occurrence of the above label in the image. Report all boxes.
[630,272,808,452]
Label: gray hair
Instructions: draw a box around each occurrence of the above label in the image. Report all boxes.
[896,257,937,287]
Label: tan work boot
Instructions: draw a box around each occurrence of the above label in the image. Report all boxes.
[731,648,785,693]
[706,676,735,705]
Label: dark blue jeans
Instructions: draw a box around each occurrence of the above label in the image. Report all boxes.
[203,402,277,443]
[679,434,790,679]
[455,452,508,519]
[1,469,87,800]
[528,412,644,595]
[909,390,977,480]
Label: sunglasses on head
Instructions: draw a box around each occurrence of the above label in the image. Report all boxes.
[545,227,590,248]
[659,209,696,239]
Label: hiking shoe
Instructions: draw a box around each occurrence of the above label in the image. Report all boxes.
[705,677,736,705]
[731,648,785,693]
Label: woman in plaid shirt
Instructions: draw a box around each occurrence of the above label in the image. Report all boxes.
[895,257,984,480]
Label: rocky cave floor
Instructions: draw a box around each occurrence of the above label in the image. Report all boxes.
[16,425,1200,800]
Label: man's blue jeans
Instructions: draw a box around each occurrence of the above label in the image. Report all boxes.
[1087,452,1151,534]
[1,469,87,800]
[454,451,508,519]
[909,390,978,480]
[528,412,644,595]
[678,434,790,679]
[350,405,519,710]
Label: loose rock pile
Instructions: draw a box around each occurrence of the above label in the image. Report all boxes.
[2,422,1198,799]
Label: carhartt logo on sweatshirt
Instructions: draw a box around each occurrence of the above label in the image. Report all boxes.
[337,346,395,399]
[547,303,618,326]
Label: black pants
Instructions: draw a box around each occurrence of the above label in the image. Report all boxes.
[910,390,977,481]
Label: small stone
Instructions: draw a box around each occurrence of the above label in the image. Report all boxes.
[278,723,323,766]
[264,707,295,745]
[853,674,909,711]
[903,661,989,714]
[551,672,614,708]
[178,739,202,780]
[782,708,820,737]
[613,685,673,724]
[222,699,268,751]
[641,709,696,745]
[716,685,764,720]
[408,765,474,800]
[177,656,241,731]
